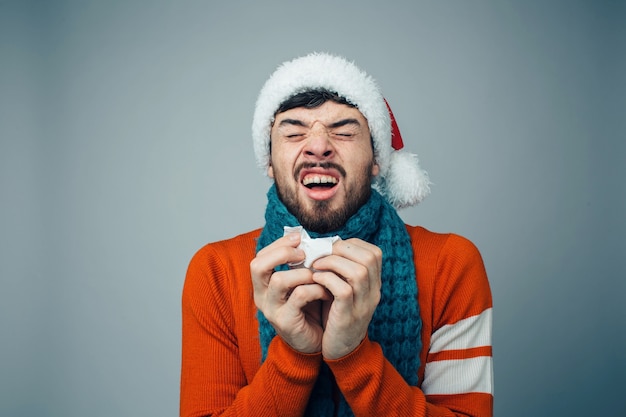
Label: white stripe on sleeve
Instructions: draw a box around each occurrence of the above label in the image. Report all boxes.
[429,308,492,353]
[422,357,494,395]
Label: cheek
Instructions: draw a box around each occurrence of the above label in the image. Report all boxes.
[268,152,296,184]
[272,145,302,171]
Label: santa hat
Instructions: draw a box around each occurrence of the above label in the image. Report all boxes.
[252,52,430,208]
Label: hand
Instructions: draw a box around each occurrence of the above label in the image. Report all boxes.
[250,233,331,354]
[310,238,382,359]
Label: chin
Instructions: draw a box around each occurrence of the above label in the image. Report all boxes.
[275,177,372,234]
[297,196,367,234]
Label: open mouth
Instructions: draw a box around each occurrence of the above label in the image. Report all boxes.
[302,174,338,190]
[296,164,344,200]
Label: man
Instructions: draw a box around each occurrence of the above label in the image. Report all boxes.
[180,53,493,417]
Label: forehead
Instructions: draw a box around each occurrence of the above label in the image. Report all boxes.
[273,101,368,125]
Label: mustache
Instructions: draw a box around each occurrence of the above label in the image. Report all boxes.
[294,162,347,180]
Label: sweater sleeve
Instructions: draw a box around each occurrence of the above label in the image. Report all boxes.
[326,232,493,417]
[180,242,322,417]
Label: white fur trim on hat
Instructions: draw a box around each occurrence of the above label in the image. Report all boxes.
[252,52,430,208]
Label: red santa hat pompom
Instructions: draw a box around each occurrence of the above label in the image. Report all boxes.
[252,52,431,208]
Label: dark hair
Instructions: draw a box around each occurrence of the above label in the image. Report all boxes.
[272,88,374,152]
[274,89,355,115]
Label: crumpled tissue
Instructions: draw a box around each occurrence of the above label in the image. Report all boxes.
[283,226,340,269]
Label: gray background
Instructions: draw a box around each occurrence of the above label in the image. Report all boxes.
[1,0,624,416]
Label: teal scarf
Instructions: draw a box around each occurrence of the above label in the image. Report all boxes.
[257,185,421,416]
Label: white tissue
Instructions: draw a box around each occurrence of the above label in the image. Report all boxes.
[284,226,340,268]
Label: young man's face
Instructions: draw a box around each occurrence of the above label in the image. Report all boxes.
[268,100,379,233]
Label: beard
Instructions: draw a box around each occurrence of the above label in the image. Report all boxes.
[274,161,375,234]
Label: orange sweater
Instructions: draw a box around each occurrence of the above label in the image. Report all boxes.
[181,225,493,417]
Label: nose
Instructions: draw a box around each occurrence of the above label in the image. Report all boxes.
[303,122,334,160]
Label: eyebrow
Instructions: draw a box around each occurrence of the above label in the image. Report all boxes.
[329,118,361,129]
[277,118,307,127]
[277,118,361,128]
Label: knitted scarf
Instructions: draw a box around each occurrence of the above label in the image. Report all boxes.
[256,185,422,417]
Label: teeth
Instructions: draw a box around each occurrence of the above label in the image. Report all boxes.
[302,175,338,186]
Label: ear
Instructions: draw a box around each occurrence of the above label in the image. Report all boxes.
[371,162,380,177]
[267,163,274,179]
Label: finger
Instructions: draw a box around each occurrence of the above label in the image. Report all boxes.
[312,270,354,313]
[266,268,315,302]
[284,283,329,311]
[332,239,383,271]
[256,232,301,257]
[312,246,380,307]
[323,239,382,287]
[251,236,305,284]
[312,254,369,292]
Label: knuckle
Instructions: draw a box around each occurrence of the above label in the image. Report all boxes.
[363,249,380,266]
[354,264,369,280]
[288,285,309,302]
[249,257,264,274]
[253,295,264,310]
[372,288,381,304]
[268,271,285,287]
[334,285,353,300]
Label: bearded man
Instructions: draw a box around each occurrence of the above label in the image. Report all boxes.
[180,53,493,417]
